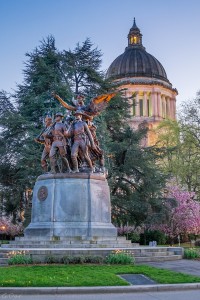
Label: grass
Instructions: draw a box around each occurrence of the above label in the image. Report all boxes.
[0,265,200,287]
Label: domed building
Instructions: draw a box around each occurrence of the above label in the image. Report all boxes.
[107,19,178,145]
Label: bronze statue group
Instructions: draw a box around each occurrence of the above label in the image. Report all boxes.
[35,93,115,174]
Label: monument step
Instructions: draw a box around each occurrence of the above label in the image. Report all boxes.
[0,258,8,264]
[135,255,183,262]
[131,251,174,257]
[1,243,134,249]
[13,236,131,243]
[0,247,183,264]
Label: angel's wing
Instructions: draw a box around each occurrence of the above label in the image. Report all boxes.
[86,93,116,117]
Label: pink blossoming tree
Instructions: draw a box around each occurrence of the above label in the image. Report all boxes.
[151,185,200,241]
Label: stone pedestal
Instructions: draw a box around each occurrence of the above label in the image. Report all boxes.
[25,173,117,241]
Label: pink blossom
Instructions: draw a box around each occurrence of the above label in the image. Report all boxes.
[151,185,200,238]
[0,217,23,237]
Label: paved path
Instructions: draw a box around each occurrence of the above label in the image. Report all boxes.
[137,259,200,277]
[1,290,200,300]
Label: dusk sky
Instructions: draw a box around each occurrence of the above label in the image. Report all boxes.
[1,0,200,107]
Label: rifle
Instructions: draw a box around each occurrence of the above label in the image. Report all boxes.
[34,122,56,144]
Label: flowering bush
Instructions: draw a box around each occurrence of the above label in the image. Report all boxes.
[105,249,135,265]
[0,217,23,237]
[151,185,200,240]
[184,248,200,259]
[7,250,32,265]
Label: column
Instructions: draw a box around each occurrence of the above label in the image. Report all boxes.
[166,96,170,118]
[135,92,140,117]
[157,92,161,117]
[143,92,148,117]
[152,91,157,117]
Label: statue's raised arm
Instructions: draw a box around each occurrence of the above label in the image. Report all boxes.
[51,92,76,111]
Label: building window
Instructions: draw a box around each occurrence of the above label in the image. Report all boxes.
[132,99,136,116]
[139,99,143,116]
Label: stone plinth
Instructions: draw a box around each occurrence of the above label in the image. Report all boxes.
[24,173,117,241]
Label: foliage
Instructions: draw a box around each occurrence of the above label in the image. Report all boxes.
[7,250,32,265]
[140,230,167,245]
[1,265,200,287]
[195,240,200,247]
[60,38,106,95]
[61,255,104,264]
[117,225,142,242]
[105,250,135,265]
[184,248,200,259]
[97,93,168,227]
[44,255,61,264]
[156,96,200,198]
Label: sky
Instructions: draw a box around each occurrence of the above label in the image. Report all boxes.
[1,0,200,107]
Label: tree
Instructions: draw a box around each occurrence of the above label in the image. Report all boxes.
[151,185,200,242]
[0,37,107,223]
[0,36,69,221]
[60,38,106,96]
[155,98,200,198]
[97,93,168,227]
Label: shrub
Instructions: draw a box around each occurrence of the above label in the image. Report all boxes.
[184,248,200,259]
[83,255,104,264]
[8,251,33,265]
[61,255,85,264]
[44,255,61,264]
[140,230,166,245]
[105,250,135,265]
[117,226,142,242]
[195,240,200,247]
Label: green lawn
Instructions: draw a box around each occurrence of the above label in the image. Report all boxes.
[0,265,200,287]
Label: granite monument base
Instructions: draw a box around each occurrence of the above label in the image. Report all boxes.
[24,173,118,244]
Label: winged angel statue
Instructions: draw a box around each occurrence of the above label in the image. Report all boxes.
[35,92,115,174]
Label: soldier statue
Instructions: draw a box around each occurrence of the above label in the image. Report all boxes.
[34,115,53,173]
[44,112,71,174]
[35,92,116,174]
[66,110,96,173]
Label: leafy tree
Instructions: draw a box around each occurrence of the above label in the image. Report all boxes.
[155,98,200,198]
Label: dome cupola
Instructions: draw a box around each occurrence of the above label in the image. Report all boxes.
[107,19,169,84]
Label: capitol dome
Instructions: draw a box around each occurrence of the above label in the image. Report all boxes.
[107,18,169,84]
[106,19,178,146]
[107,47,169,83]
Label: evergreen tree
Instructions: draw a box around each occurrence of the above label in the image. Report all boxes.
[60,38,106,96]
[97,93,167,227]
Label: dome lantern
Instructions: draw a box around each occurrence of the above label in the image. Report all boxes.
[128,18,144,49]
